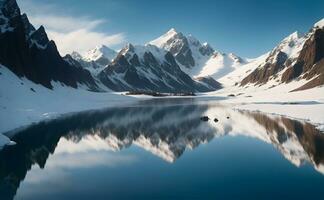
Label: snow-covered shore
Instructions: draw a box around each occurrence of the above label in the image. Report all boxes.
[1,64,324,149]
[201,81,324,130]
[0,66,136,146]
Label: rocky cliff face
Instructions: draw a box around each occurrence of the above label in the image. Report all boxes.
[241,20,324,91]
[283,27,324,91]
[0,0,98,90]
[241,31,305,86]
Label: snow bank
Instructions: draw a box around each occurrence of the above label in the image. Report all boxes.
[0,65,136,136]
[236,103,324,131]
[201,80,324,130]
[1,58,324,149]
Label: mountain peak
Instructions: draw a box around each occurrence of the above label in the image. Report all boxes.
[21,13,35,37]
[149,28,184,48]
[83,44,117,62]
[271,30,305,57]
[284,31,303,41]
[167,28,178,35]
[122,43,135,53]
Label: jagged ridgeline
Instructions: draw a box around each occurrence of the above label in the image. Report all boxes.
[0,0,222,93]
[241,22,324,91]
[0,0,99,90]
[1,0,323,93]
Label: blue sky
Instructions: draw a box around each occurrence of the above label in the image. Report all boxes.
[18,0,324,57]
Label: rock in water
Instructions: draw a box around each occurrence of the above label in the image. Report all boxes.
[200,116,210,121]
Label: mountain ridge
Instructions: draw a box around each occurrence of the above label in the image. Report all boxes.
[0,0,98,90]
[149,28,247,79]
[240,19,324,91]
[0,0,323,94]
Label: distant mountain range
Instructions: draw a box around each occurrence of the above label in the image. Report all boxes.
[149,28,247,79]
[0,0,323,93]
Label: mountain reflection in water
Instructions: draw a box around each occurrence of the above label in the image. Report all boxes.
[0,99,323,199]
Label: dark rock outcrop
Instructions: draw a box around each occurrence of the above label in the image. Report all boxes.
[0,0,98,90]
[200,116,210,121]
[164,32,195,68]
[241,51,288,85]
[283,28,324,91]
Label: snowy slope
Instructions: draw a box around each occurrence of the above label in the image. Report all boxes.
[196,52,246,79]
[218,53,269,87]
[0,64,135,136]
[149,28,247,79]
[272,31,306,61]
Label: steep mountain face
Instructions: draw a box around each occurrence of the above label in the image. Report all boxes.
[283,21,324,91]
[98,44,221,92]
[70,45,117,74]
[241,19,324,91]
[0,0,98,90]
[240,31,305,86]
[150,28,246,79]
[150,28,196,68]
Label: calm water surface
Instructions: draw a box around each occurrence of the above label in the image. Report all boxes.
[0,98,324,200]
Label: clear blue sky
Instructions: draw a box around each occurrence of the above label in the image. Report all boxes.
[18,0,324,57]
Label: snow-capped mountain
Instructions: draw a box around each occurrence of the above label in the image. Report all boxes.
[83,45,117,63]
[240,19,324,91]
[240,31,306,85]
[97,43,221,92]
[0,0,98,90]
[149,28,247,79]
[69,45,118,74]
